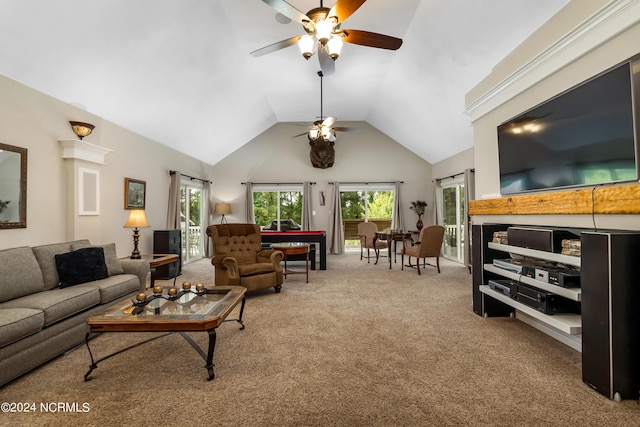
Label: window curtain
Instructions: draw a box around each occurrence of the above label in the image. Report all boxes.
[463,169,475,271]
[433,179,444,226]
[245,181,254,223]
[302,181,312,231]
[327,182,344,254]
[166,171,181,230]
[205,180,214,258]
[392,181,404,231]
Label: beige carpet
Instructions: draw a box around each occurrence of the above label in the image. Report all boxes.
[2,253,640,426]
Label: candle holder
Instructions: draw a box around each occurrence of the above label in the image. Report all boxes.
[132,282,207,308]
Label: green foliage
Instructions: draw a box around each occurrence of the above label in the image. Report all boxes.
[340,191,393,220]
[0,200,9,215]
[253,191,302,226]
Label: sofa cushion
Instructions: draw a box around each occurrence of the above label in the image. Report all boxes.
[0,287,100,327]
[71,242,124,276]
[0,247,46,303]
[238,262,276,277]
[55,247,109,288]
[32,240,91,290]
[76,274,140,303]
[0,308,44,348]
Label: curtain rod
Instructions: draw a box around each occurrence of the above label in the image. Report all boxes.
[169,170,212,184]
[328,181,403,185]
[241,182,315,185]
[434,169,474,183]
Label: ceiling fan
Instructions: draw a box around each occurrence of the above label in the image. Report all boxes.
[251,0,403,76]
[292,71,359,142]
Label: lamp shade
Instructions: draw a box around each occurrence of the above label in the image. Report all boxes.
[123,209,150,228]
[69,121,95,140]
[214,202,232,215]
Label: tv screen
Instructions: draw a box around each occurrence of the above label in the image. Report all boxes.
[497,57,639,195]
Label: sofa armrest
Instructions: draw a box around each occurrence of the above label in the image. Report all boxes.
[120,259,150,291]
[221,257,239,279]
[258,249,283,272]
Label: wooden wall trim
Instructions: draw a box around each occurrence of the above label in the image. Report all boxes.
[469,183,640,215]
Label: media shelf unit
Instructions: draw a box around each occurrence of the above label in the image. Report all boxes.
[472,224,640,401]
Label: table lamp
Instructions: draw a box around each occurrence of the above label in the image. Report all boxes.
[214,202,231,224]
[123,209,150,259]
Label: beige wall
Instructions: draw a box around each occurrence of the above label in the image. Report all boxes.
[208,122,437,230]
[467,1,640,230]
[0,72,475,255]
[0,74,214,256]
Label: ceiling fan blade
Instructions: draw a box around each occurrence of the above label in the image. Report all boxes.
[334,126,361,132]
[261,0,310,23]
[329,0,367,23]
[323,117,337,127]
[250,36,301,57]
[318,47,335,76]
[342,29,403,50]
[291,132,308,138]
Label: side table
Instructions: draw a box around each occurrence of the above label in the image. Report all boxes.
[270,242,310,283]
[121,254,180,288]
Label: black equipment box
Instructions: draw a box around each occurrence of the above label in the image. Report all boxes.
[507,227,579,253]
[548,268,581,288]
[487,279,580,315]
[515,281,580,315]
[488,279,517,298]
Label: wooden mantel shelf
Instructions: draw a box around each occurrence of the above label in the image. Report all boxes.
[469,183,640,215]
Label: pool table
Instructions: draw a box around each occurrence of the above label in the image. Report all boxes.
[261,230,327,270]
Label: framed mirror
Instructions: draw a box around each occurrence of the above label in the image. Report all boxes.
[0,142,27,229]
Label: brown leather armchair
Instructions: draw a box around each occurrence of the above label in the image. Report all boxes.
[206,223,284,293]
[401,225,445,274]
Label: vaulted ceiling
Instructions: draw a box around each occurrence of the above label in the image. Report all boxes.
[0,0,570,165]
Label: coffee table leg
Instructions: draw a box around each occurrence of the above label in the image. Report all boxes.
[205,328,217,381]
[84,332,97,381]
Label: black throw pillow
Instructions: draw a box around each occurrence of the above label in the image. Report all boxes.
[55,247,109,288]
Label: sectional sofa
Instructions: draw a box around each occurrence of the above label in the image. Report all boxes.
[0,240,149,386]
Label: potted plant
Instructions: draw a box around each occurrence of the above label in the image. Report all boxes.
[410,200,427,231]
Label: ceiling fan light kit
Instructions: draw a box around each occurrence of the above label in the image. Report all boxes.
[254,0,402,74]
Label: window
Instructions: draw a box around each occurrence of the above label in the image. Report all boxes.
[339,184,394,249]
[252,184,304,230]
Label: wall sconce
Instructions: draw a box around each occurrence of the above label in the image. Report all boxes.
[123,209,150,259]
[69,121,95,140]
[214,202,232,224]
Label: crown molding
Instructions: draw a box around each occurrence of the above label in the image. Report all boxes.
[58,139,113,164]
[466,0,640,121]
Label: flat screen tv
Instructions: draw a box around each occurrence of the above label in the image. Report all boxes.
[497,55,640,195]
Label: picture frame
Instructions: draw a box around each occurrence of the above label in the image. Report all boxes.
[124,178,146,210]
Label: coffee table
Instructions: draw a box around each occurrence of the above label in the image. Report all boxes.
[84,285,246,381]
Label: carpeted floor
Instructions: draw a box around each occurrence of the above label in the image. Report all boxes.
[2,253,640,426]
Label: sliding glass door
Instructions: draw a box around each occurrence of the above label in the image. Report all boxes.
[180,180,205,263]
[441,180,465,262]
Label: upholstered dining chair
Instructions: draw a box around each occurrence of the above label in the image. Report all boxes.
[401,225,446,274]
[206,223,284,293]
[358,222,388,263]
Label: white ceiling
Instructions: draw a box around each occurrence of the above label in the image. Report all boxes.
[0,0,570,165]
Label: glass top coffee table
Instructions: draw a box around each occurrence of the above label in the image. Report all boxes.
[84,285,246,381]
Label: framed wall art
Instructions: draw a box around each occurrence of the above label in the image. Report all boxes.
[124,178,146,210]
